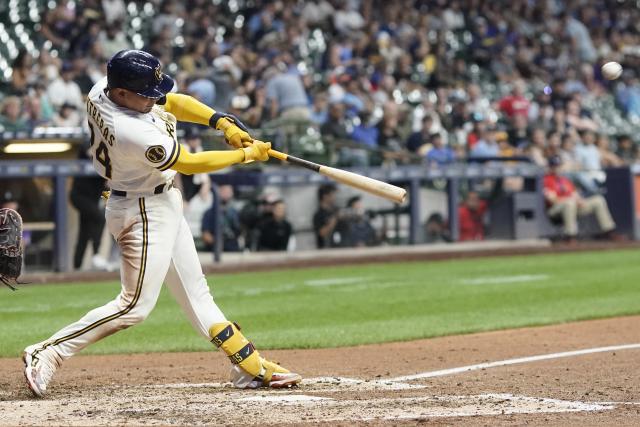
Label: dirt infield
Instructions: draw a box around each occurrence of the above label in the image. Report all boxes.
[2,315,639,425]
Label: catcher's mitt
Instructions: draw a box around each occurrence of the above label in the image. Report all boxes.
[0,208,23,290]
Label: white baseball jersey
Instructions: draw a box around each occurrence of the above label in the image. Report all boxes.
[27,76,261,391]
[85,77,179,192]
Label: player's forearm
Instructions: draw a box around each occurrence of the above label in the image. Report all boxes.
[163,93,217,127]
[171,148,245,175]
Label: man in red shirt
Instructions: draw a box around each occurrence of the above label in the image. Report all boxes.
[543,156,616,241]
[498,80,530,119]
[458,191,488,241]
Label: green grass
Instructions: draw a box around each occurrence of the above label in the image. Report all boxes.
[1,249,639,357]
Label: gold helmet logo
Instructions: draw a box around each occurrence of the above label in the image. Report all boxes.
[154,65,162,83]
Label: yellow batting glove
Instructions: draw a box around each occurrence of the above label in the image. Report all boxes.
[214,115,253,148]
[241,140,271,163]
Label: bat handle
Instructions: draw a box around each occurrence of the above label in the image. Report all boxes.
[267,149,288,162]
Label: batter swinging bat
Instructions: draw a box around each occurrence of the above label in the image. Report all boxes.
[267,149,407,204]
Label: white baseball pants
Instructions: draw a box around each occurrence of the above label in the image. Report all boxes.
[36,188,227,359]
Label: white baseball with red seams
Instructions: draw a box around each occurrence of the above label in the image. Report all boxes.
[602,61,622,80]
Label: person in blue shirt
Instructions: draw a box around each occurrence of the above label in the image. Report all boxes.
[425,133,455,166]
[470,129,501,158]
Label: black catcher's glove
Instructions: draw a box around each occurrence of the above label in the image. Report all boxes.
[0,208,23,290]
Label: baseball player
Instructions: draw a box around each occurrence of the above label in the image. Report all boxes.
[23,50,301,397]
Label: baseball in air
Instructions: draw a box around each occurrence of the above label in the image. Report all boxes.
[602,61,623,80]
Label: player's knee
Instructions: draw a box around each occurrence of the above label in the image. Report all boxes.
[120,305,153,326]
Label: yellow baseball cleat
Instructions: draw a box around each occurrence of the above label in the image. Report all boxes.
[210,322,302,389]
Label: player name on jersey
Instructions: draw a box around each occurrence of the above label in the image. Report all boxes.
[86,98,115,147]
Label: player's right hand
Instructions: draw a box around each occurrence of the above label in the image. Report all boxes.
[241,140,271,163]
[213,114,253,148]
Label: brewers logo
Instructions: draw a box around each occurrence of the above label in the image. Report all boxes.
[145,145,167,163]
[154,65,162,83]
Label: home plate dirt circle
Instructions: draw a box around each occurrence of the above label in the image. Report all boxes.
[0,378,617,425]
[1,316,640,425]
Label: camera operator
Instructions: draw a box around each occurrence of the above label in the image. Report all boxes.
[313,184,340,249]
[336,196,378,248]
[257,199,293,251]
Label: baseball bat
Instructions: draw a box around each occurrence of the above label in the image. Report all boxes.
[267,149,407,204]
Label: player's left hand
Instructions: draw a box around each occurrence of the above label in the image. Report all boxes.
[241,140,271,163]
[212,113,253,148]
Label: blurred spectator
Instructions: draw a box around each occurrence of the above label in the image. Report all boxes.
[407,115,434,154]
[498,80,530,120]
[336,196,377,248]
[47,62,84,110]
[201,185,241,252]
[333,3,365,35]
[23,95,49,128]
[496,131,516,157]
[1,191,19,211]
[470,129,500,158]
[565,99,598,132]
[151,1,181,37]
[377,107,408,163]
[41,0,76,50]
[70,141,106,270]
[543,156,618,243]
[179,128,212,241]
[467,84,495,123]
[546,131,563,158]
[179,128,208,202]
[239,192,279,251]
[616,135,639,164]
[301,1,334,26]
[313,183,339,249]
[30,84,56,124]
[265,66,310,121]
[615,72,640,119]
[0,97,29,132]
[424,213,451,243]
[526,128,548,167]
[35,49,61,84]
[71,20,101,59]
[53,102,82,127]
[71,57,96,95]
[562,12,597,63]
[506,114,529,149]
[321,102,349,140]
[425,133,455,166]
[575,130,604,195]
[559,131,581,172]
[310,92,329,126]
[345,110,378,166]
[9,50,35,96]
[187,77,216,108]
[97,20,131,59]
[101,0,126,26]
[466,119,487,151]
[458,191,488,242]
[179,42,209,75]
[596,134,623,168]
[257,200,293,251]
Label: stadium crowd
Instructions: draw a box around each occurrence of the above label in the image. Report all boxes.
[1,0,640,168]
[0,0,638,260]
